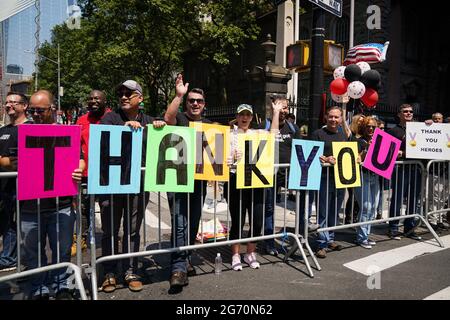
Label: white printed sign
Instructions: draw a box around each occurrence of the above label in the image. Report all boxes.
[406,122,450,160]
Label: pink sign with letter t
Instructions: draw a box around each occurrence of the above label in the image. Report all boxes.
[18,124,81,200]
[363,128,401,180]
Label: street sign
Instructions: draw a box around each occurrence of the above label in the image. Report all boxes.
[309,0,342,18]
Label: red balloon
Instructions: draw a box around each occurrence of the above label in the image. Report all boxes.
[329,78,349,95]
[361,88,378,108]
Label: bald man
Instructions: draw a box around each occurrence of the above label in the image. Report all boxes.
[20,90,85,300]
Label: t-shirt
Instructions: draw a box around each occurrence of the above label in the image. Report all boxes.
[310,126,348,157]
[76,109,111,176]
[258,120,301,164]
[0,121,33,193]
[100,108,155,166]
[386,124,406,156]
[174,112,212,127]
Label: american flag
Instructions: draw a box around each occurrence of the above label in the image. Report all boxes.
[344,42,389,65]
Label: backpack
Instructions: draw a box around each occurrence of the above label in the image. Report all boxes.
[264,119,298,134]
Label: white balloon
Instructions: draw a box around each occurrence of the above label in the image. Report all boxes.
[356,61,371,74]
[333,66,346,79]
[331,92,349,103]
[347,81,366,99]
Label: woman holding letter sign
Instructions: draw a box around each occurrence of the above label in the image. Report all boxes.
[354,117,380,249]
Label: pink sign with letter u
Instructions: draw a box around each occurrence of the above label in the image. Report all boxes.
[363,128,401,180]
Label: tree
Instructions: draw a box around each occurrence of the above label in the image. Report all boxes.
[37,0,271,114]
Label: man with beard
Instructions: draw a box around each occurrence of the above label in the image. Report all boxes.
[71,90,110,256]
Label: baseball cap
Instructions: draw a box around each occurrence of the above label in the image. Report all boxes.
[117,80,143,95]
[236,104,253,114]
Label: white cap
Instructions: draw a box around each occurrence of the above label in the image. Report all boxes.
[217,253,221,257]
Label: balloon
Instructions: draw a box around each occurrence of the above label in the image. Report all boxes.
[331,92,349,103]
[361,70,381,89]
[347,81,366,99]
[333,66,346,79]
[356,61,371,74]
[330,78,349,95]
[361,88,378,107]
[344,64,362,82]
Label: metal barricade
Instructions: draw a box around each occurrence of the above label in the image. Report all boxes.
[286,160,444,262]
[425,160,450,224]
[88,164,317,300]
[0,172,88,300]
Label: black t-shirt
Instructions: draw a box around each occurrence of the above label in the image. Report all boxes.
[174,112,212,127]
[310,126,348,157]
[258,120,301,165]
[0,121,33,193]
[100,109,155,166]
[386,124,406,155]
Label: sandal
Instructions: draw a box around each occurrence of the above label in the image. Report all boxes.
[125,273,143,292]
[101,273,117,293]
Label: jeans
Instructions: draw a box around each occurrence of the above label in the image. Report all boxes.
[354,171,380,243]
[21,206,75,296]
[317,171,345,249]
[389,165,422,233]
[299,190,315,233]
[99,191,149,275]
[0,192,17,267]
[168,180,206,273]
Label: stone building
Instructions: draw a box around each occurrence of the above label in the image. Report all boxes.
[183,0,449,124]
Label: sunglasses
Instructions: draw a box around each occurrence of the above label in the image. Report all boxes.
[402,110,413,114]
[117,90,137,98]
[27,107,48,115]
[188,98,205,104]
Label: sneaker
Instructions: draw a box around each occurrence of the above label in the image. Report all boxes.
[406,232,422,241]
[316,248,327,259]
[359,241,372,249]
[368,240,376,246]
[328,242,343,251]
[0,265,17,273]
[388,231,401,240]
[266,247,279,256]
[231,254,243,271]
[243,252,260,269]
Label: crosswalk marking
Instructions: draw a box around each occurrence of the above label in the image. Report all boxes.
[343,235,450,276]
[424,286,450,300]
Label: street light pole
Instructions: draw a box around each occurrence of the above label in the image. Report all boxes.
[57,43,60,112]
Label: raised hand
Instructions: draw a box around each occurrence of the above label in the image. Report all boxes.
[175,74,189,98]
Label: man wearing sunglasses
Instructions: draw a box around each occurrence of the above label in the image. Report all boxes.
[98,80,165,294]
[386,104,422,241]
[12,90,85,299]
[164,74,212,292]
[0,92,32,273]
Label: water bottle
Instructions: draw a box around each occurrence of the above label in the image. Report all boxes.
[215,253,222,275]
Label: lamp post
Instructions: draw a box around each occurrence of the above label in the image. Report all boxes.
[24,43,61,112]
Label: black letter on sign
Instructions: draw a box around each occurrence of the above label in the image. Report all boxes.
[371,134,396,171]
[195,132,224,176]
[244,140,270,187]
[100,131,132,186]
[295,145,320,187]
[26,136,71,191]
[157,134,187,185]
[337,147,357,185]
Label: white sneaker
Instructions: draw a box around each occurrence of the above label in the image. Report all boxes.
[231,254,242,271]
[368,240,376,246]
[359,241,372,249]
[244,252,260,269]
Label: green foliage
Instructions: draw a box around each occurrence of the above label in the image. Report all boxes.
[36,0,267,115]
